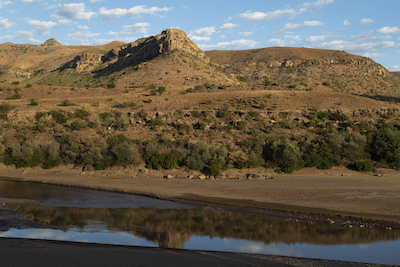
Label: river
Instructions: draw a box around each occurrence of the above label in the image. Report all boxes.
[0,179,399,265]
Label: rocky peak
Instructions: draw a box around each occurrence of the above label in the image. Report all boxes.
[41,38,63,47]
[102,28,209,65]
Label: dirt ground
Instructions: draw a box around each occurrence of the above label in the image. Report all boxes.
[0,164,399,227]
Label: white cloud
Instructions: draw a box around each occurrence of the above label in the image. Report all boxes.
[0,0,12,9]
[363,52,386,58]
[302,0,334,8]
[388,65,400,71]
[268,38,286,47]
[304,20,323,26]
[56,3,97,20]
[21,0,43,2]
[78,25,89,30]
[284,23,301,30]
[343,20,352,26]
[318,40,396,52]
[304,35,326,43]
[220,23,238,30]
[121,22,150,35]
[239,31,253,37]
[276,23,301,34]
[360,18,374,24]
[239,9,296,21]
[67,31,101,38]
[193,26,215,36]
[14,30,40,43]
[98,6,172,19]
[285,35,302,41]
[0,17,14,30]
[350,31,392,41]
[89,0,103,2]
[26,19,71,35]
[198,39,258,50]
[188,35,211,42]
[377,26,400,34]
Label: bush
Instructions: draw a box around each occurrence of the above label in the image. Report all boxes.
[111,141,135,167]
[210,164,222,176]
[157,86,166,95]
[107,134,131,148]
[147,118,163,130]
[59,100,76,106]
[50,110,68,124]
[146,151,181,170]
[30,99,38,106]
[236,120,248,130]
[322,82,331,87]
[234,160,248,169]
[6,93,21,100]
[73,109,91,119]
[356,161,374,172]
[107,83,116,88]
[95,161,110,170]
[69,119,87,130]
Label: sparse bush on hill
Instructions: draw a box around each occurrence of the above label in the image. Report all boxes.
[106,83,116,88]
[60,100,76,106]
[30,99,38,106]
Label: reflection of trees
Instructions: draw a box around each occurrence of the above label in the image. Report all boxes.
[16,205,400,249]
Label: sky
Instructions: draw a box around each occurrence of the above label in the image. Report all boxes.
[0,0,399,71]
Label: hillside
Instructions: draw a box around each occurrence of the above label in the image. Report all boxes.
[205,48,400,98]
[0,28,400,175]
[0,28,398,99]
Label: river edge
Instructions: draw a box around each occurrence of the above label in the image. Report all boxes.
[0,163,400,228]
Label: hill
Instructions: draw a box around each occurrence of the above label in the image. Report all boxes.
[0,28,398,99]
[0,29,400,175]
[205,47,400,98]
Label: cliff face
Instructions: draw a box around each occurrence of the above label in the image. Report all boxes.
[101,28,208,66]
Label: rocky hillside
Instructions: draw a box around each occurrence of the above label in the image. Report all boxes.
[205,48,400,98]
[0,28,398,98]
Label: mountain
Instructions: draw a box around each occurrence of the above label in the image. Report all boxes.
[0,28,398,98]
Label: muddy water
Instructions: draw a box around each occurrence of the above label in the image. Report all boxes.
[0,179,399,265]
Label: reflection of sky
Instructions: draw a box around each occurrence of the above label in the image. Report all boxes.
[0,228,158,247]
[184,236,400,266]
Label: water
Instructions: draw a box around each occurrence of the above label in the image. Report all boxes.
[0,179,399,265]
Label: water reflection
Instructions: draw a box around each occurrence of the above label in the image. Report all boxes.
[11,205,400,249]
[1,179,400,265]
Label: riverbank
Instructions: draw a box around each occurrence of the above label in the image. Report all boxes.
[1,163,400,227]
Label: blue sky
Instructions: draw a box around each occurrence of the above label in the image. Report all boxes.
[0,0,399,71]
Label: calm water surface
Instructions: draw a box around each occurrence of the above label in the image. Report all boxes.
[0,180,399,265]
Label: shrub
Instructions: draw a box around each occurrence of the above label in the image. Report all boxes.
[107,83,116,88]
[111,141,135,167]
[42,159,60,169]
[73,109,91,119]
[6,93,21,100]
[210,164,222,176]
[146,151,181,170]
[107,134,131,148]
[185,142,212,171]
[236,120,248,130]
[95,161,110,170]
[157,86,166,95]
[234,160,248,169]
[60,100,76,106]
[263,139,302,170]
[69,119,87,130]
[25,84,32,88]
[147,118,163,130]
[50,110,68,124]
[30,99,38,105]
[356,161,374,172]
[247,154,264,168]
[114,116,129,130]
[322,82,331,87]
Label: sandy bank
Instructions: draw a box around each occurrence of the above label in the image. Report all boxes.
[0,164,399,227]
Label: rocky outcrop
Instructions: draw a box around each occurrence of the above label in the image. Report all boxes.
[72,53,102,72]
[41,38,63,47]
[102,28,209,66]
